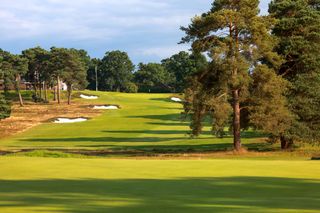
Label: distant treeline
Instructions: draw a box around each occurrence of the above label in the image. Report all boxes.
[86,50,208,93]
[0,46,206,119]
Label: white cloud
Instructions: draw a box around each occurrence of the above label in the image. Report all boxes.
[140,45,190,59]
[0,0,271,63]
[0,0,201,41]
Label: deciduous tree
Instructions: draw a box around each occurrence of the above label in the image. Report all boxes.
[162,51,207,93]
[134,63,173,93]
[99,51,134,92]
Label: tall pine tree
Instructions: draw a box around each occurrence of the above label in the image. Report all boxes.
[269,0,320,148]
[181,0,292,151]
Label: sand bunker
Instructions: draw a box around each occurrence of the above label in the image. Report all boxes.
[53,118,88,124]
[171,97,182,102]
[80,94,98,100]
[93,105,119,110]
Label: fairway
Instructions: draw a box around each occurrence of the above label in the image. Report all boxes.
[1,92,320,213]
[0,92,263,153]
[0,157,319,213]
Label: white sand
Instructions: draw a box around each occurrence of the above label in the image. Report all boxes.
[93,105,119,110]
[171,97,182,102]
[53,118,88,124]
[80,94,98,100]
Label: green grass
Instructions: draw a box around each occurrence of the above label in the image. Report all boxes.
[0,91,272,153]
[1,91,320,212]
[0,157,319,212]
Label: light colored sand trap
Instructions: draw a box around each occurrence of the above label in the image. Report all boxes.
[171,97,182,102]
[93,105,119,110]
[53,118,88,124]
[80,94,98,100]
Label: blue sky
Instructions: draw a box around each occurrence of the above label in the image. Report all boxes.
[0,0,270,64]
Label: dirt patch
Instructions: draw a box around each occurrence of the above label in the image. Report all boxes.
[0,101,101,139]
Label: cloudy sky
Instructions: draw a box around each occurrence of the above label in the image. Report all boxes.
[0,0,271,64]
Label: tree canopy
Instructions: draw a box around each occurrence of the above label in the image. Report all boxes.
[134,63,173,93]
[269,0,320,147]
[162,51,208,93]
[99,51,135,92]
[181,0,291,151]
[50,48,88,104]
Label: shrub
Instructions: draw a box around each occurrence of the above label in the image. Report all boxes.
[0,94,11,120]
[124,82,138,93]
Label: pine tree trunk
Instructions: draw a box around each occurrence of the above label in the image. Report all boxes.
[33,83,38,101]
[57,76,61,104]
[53,86,57,101]
[280,136,293,150]
[15,75,24,107]
[68,87,72,105]
[39,82,42,99]
[67,84,72,105]
[18,89,23,107]
[44,82,48,102]
[233,89,241,151]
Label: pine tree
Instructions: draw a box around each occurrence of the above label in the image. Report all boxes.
[0,94,11,120]
[0,56,11,120]
[0,50,28,106]
[50,48,88,105]
[22,47,51,102]
[269,0,320,148]
[181,0,292,151]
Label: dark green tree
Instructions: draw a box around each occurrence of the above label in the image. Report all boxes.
[0,52,11,120]
[0,49,14,95]
[162,51,207,92]
[22,47,51,101]
[50,48,88,105]
[181,0,291,151]
[134,63,173,93]
[0,94,11,120]
[99,51,135,92]
[1,51,29,106]
[269,0,320,148]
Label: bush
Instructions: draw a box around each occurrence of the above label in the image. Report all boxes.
[0,94,11,120]
[124,82,138,93]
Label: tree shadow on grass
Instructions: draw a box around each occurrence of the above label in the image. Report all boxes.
[102,130,212,135]
[74,143,233,153]
[0,177,319,213]
[150,97,179,103]
[19,136,189,143]
[147,122,189,127]
[128,113,185,122]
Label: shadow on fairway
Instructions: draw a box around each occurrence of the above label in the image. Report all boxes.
[0,177,319,213]
[102,130,211,135]
[150,97,179,103]
[147,122,189,127]
[75,143,233,152]
[102,130,266,139]
[19,136,189,143]
[128,113,185,122]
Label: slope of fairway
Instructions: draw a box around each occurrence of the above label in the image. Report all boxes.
[0,157,319,213]
[0,92,263,152]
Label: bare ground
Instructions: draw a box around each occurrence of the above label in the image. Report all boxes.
[0,101,101,139]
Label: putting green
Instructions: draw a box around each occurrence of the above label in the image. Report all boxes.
[0,157,319,212]
[0,92,263,152]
